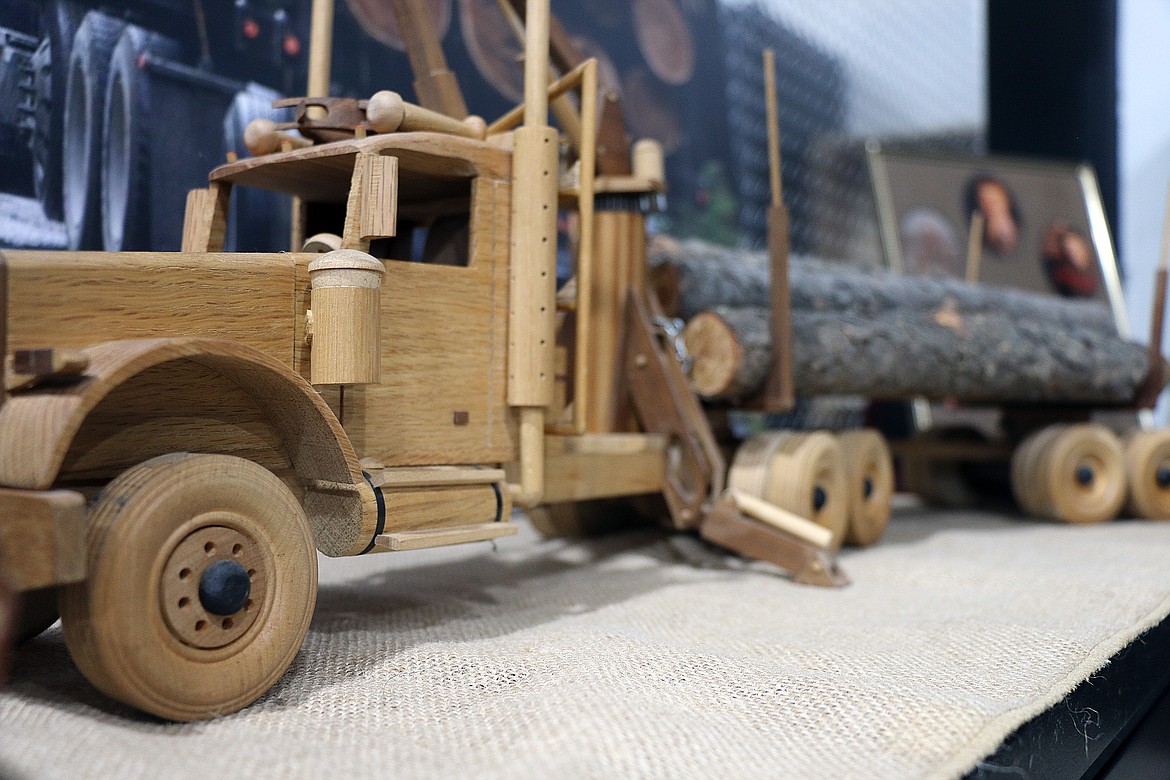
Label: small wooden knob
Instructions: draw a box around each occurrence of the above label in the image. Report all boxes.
[243,118,309,156]
[244,118,280,155]
[366,91,406,134]
[463,115,488,138]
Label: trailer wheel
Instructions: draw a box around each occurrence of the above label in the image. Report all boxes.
[59,454,318,721]
[1121,429,1170,520]
[223,83,292,251]
[30,1,84,220]
[729,431,848,547]
[101,26,179,251]
[1011,423,1125,524]
[836,429,893,547]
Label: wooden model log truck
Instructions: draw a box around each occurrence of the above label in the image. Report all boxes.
[0,0,852,720]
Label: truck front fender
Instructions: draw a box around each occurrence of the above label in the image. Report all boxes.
[0,338,379,556]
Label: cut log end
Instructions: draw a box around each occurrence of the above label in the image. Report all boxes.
[683,311,743,399]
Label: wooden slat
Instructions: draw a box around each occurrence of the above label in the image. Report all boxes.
[376,521,517,551]
[372,466,506,488]
[541,433,665,503]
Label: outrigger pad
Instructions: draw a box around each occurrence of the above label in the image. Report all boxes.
[698,500,849,588]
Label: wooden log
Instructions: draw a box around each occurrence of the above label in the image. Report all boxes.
[684,303,1156,405]
[650,237,1119,335]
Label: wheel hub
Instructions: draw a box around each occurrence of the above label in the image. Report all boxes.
[161,524,267,649]
[199,560,252,616]
[1156,465,1170,489]
[862,477,874,500]
[1074,465,1095,487]
[812,486,827,512]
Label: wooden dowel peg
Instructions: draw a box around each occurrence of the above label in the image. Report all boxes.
[244,118,311,156]
[366,91,487,139]
[726,487,833,549]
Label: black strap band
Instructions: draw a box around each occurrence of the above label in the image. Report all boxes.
[358,471,387,555]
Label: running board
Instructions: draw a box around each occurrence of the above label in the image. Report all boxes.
[375,522,518,552]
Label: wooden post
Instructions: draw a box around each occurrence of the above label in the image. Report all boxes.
[1137,184,1170,408]
[573,59,598,435]
[389,0,468,118]
[507,0,557,505]
[762,49,794,412]
[307,0,333,99]
[308,250,386,385]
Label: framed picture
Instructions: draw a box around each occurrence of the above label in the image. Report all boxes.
[867,146,1130,337]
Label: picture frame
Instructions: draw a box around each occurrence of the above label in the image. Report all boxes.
[867,145,1130,337]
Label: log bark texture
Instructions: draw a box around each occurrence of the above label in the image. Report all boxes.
[650,237,1119,334]
[685,303,1153,405]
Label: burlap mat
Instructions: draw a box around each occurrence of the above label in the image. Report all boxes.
[4,506,1170,779]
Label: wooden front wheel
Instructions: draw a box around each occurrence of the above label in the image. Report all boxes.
[59,454,318,720]
[1122,429,1170,519]
[1011,424,1125,524]
[837,429,894,547]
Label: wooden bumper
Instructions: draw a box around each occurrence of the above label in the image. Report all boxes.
[0,488,87,591]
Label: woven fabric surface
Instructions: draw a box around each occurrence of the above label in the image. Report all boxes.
[3,507,1170,779]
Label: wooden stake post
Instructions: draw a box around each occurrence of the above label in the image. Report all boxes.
[761,49,795,413]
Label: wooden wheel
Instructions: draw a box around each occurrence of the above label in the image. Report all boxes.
[1011,424,1125,524]
[729,431,848,547]
[301,232,342,253]
[837,430,893,547]
[59,454,318,720]
[1122,429,1170,519]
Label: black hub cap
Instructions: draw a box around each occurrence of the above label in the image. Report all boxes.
[813,486,827,512]
[862,478,874,499]
[198,559,252,616]
[1075,465,1095,487]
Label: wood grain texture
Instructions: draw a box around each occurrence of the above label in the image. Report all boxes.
[377,521,516,551]
[506,125,559,407]
[379,482,502,533]
[587,210,645,431]
[345,153,399,247]
[540,432,665,502]
[58,453,318,721]
[181,182,231,253]
[370,465,506,487]
[0,339,375,557]
[342,178,518,466]
[388,0,468,118]
[5,251,297,362]
[211,133,509,203]
[0,488,86,591]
